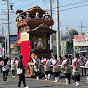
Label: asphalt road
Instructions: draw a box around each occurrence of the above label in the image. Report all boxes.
[0,72,88,88]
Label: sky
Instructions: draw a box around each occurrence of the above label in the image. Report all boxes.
[0,0,88,36]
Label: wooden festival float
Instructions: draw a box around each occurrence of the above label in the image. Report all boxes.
[16,6,55,77]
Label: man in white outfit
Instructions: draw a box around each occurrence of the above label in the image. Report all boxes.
[61,55,71,85]
[72,53,80,86]
[41,56,51,80]
[51,55,61,82]
[33,55,40,80]
[80,53,87,66]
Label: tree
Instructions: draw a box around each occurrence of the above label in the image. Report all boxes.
[14,42,21,54]
[69,29,78,41]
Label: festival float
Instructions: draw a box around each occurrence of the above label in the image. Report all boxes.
[16,6,55,77]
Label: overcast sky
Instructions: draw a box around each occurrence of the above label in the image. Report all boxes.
[0,0,88,36]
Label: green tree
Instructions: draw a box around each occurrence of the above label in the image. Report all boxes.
[14,42,21,54]
[69,29,78,41]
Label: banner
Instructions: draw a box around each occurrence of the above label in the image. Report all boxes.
[74,35,85,41]
[74,35,88,46]
[21,40,30,69]
[73,40,88,46]
[61,41,67,57]
[17,29,20,46]
[21,32,29,42]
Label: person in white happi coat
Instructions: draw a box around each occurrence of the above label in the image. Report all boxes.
[61,55,71,85]
[80,53,87,66]
[51,55,61,82]
[85,58,88,83]
[33,55,40,80]
[11,57,16,77]
[41,56,51,80]
[72,53,80,86]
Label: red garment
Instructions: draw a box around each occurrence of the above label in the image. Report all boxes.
[64,59,69,67]
[17,29,20,46]
[73,58,79,68]
[44,59,48,65]
[34,58,39,63]
[53,60,58,67]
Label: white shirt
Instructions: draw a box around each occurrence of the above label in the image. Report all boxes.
[72,58,80,72]
[51,59,60,67]
[11,60,15,66]
[33,58,40,64]
[41,59,51,67]
[61,59,70,68]
[80,56,87,65]
[85,60,88,67]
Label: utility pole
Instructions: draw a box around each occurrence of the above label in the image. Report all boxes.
[81,21,82,35]
[7,0,10,57]
[2,25,4,36]
[49,0,53,56]
[56,0,61,59]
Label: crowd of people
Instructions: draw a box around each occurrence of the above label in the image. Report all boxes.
[0,53,88,87]
[0,55,29,88]
[16,10,51,22]
[32,53,88,86]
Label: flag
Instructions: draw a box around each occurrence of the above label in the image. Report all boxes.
[17,29,20,46]
[21,40,30,69]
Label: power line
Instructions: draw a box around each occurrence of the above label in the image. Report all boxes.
[14,0,41,10]
[11,0,30,2]
[52,0,88,9]
[60,4,88,11]
[9,0,41,19]
[60,0,88,8]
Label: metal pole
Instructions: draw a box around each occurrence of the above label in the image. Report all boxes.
[81,21,82,35]
[49,0,53,56]
[7,0,10,57]
[2,25,4,36]
[73,39,75,58]
[5,37,7,56]
[56,0,61,59]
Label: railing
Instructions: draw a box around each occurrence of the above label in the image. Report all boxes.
[17,18,54,28]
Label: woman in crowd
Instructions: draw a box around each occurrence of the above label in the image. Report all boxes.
[17,55,29,88]
[1,56,8,82]
[5,55,10,77]
[11,57,16,77]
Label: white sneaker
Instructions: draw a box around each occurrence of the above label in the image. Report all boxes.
[24,86,29,88]
[36,76,39,80]
[75,81,79,86]
[66,82,69,85]
[4,81,6,83]
[13,76,15,77]
[54,77,58,82]
[86,81,88,83]
[65,78,69,85]
[45,78,48,80]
